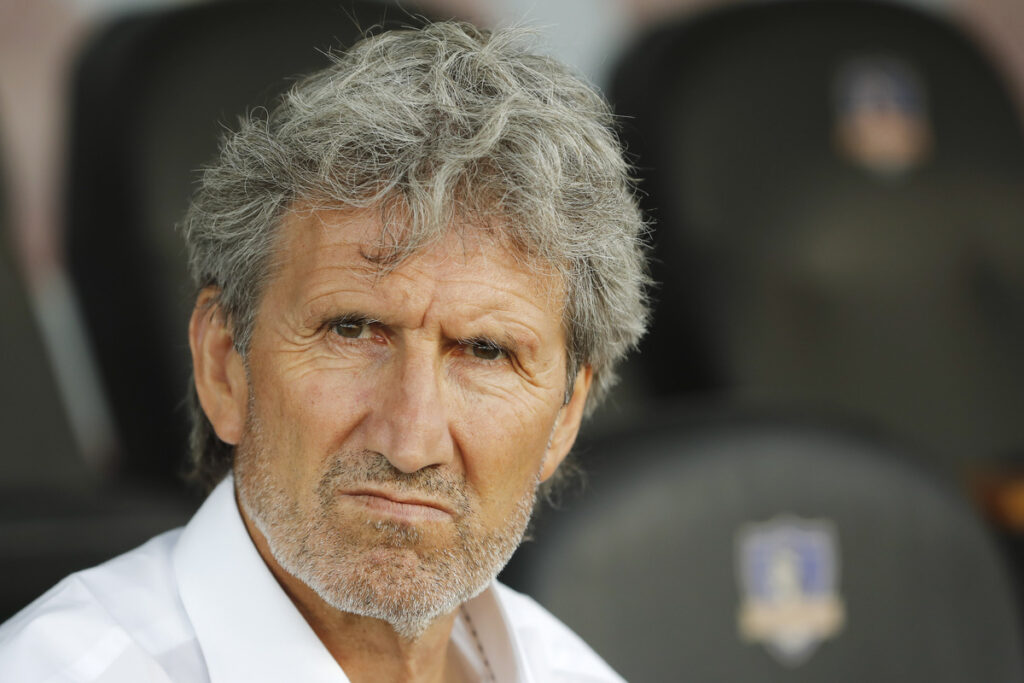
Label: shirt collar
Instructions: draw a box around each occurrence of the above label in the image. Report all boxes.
[456,586,533,683]
[172,475,531,683]
[172,476,347,683]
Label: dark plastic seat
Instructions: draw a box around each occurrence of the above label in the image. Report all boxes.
[0,137,195,621]
[609,0,1024,474]
[65,0,442,487]
[0,141,85,495]
[516,409,1024,681]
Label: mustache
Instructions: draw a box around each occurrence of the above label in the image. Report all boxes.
[315,450,472,516]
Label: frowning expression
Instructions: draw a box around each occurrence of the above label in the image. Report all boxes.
[216,207,591,636]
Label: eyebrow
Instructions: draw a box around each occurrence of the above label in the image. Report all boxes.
[476,327,542,362]
[328,311,382,326]
[297,294,375,330]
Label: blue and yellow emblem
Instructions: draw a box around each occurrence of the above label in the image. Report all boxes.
[736,516,846,666]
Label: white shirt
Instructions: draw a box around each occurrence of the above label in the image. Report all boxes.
[0,477,624,683]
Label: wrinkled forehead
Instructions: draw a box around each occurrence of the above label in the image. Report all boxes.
[277,200,563,289]
[263,201,568,310]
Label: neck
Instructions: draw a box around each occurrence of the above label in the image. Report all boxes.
[240,506,470,683]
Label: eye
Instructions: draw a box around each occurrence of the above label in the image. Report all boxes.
[330,317,376,339]
[466,340,507,361]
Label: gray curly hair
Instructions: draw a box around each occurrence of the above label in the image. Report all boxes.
[182,21,650,491]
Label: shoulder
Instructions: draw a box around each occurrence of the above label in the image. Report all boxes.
[494,583,626,683]
[0,529,199,683]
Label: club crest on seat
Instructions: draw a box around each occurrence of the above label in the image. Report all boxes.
[736,516,846,666]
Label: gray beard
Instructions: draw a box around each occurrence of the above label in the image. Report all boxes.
[233,409,538,640]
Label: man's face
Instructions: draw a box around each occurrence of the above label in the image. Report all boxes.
[224,208,589,638]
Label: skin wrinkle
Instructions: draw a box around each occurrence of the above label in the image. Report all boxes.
[296,211,565,352]
[267,316,555,402]
[273,212,561,394]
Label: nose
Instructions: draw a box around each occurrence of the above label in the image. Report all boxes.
[364,346,455,473]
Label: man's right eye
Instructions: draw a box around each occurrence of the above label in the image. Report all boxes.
[330,319,374,339]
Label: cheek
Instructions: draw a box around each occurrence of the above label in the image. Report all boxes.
[252,361,376,482]
[452,394,557,509]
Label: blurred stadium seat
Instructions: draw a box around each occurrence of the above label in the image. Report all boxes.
[65,0,441,488]
[0,126,194,622]
[609,0,1024,477]
[0,129,86,494]
[516,408,1024,681]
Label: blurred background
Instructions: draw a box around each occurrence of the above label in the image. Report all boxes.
[2,0,1024,679]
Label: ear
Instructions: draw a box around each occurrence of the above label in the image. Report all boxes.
[189,288,248,445]
[539,365,593,483]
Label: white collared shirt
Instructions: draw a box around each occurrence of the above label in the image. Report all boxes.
[0,477,624,683]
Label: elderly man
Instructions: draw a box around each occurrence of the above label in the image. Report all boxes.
[0,22,648,682]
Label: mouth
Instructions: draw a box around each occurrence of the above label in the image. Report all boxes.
[341,489,455,523]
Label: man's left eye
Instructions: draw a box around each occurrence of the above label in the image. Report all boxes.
[468,342,506,361]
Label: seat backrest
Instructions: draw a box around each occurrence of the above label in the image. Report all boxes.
[66,0,440,485]
[518,410,1024,681]
[609,0,1024,473]
[0,140,85,491]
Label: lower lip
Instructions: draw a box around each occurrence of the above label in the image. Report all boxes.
[343,494,453,523]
